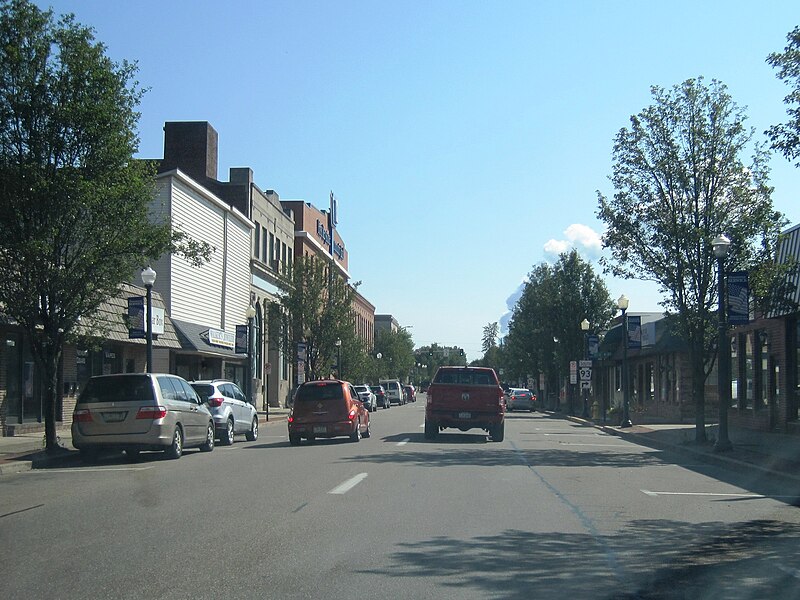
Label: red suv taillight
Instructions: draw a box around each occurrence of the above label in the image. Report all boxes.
[73,408,93,423]
[207,395,224,407]
[136,405,168,420]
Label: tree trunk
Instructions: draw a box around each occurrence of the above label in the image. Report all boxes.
[39,336,63,454]
[690,339,708,444]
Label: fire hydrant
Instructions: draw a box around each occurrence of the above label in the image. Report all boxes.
[591,400,601,421]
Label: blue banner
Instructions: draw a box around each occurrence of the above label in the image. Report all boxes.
[235,325,248,354]
[727,271,749,325]
[587,335,599,359]
[627,316,642,349]
[127,296,145,339]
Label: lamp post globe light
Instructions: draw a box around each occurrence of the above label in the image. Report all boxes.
[141,267,156,373]
[581,318,590,418]
[617,294,632,428]
[713,234,733,452]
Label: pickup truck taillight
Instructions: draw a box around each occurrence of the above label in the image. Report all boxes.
[136,406,168,420]
[73,408,93,423]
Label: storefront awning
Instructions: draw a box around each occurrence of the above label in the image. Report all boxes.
[172,319,246,361]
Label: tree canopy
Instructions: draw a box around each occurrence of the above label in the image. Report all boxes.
[503,250,615,391]
[767,26,800,168]
[0,0,209,450]
[597,77,786,441]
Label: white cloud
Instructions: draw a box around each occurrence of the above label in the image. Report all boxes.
[544,223,603,260]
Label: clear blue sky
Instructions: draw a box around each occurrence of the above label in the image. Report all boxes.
[39,0,800,360]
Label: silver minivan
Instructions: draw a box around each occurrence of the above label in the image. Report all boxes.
[72,373,215,461]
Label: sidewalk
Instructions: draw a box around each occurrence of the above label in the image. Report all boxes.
[0,407,291,476]
[565,413,800,484]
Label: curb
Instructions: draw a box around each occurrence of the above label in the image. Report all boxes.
[565,414,800,485]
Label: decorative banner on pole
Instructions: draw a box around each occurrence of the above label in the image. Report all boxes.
[627,316,642,349]
[727,271,750,325]
[235,325,248,354]
[587,335,599,359]
[128,296,145,339]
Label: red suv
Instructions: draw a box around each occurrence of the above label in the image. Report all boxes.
[288,380,371,445]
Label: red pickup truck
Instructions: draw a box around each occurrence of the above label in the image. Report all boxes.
[424,366,505,441]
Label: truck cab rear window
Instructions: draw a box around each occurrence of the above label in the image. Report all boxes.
[434,371,494,385]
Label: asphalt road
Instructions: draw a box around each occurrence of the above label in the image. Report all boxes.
[3,400,800,600]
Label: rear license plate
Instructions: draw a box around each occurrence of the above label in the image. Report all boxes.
[313,426,327,434]
[103,411,126,423]
[458,412,471,419]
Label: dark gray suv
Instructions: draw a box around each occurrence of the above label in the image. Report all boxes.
[190,380,259,445]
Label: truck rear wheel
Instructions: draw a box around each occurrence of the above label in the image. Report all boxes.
[490,422,505,442]
[424,420,438,440]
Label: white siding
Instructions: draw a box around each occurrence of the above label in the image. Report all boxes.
[224,213,252,329]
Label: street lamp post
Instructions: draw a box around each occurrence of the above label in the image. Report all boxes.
[618,294,632,428]
[713,234,733,452]
[581,318,590,418]
[335,338,342,379]
[141,267,156,373]
[245,305,256,406]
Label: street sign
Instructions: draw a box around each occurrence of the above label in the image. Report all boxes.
[581,381,591,389]
[570,361,577,384]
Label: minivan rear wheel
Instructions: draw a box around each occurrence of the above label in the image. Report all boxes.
[165,426,183,459]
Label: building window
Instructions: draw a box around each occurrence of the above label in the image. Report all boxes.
[731,334,739,409]
[268,232,275,267]
[254,222,261,260]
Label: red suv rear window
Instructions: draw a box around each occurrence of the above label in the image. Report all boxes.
[296,382,344,402]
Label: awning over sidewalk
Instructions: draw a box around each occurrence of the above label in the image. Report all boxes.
[172,319,246,360]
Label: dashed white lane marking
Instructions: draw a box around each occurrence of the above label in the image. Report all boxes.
[397,438,410,446]
[329,473,368,495]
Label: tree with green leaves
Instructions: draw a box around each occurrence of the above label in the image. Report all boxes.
[504,250,615,400]
[482,322,499,354]
[767,26,800,168]
[597,77,786,443]
[277,255,358,381]
[415,343,467,383]
[373,327,414,381]
[0,0,210,452]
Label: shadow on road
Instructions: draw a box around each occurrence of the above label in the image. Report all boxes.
[357,520,800,599]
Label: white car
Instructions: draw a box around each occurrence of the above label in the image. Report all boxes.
[354,384,377,412]
[190,380,259,445]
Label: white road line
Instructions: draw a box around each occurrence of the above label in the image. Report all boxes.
[558,442,627,447]
[329,473,368,495]
[29,466,154,473]
[397,438,410,446]
[641,489,767,498]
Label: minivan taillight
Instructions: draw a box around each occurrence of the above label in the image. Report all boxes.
[73,408,93,423]
[136,406,168,420]
[207,396,224,407]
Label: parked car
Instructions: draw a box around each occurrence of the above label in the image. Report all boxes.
[506,388,535,412]
[189,379,259,444]
[72,373,215,461]
[403,384,416,403]
[354,384,377,412]
[380,379,405,405]
[288,380,371,445]
[371,385,390,409]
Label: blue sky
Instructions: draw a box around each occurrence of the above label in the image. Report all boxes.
[39,0,800,360]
